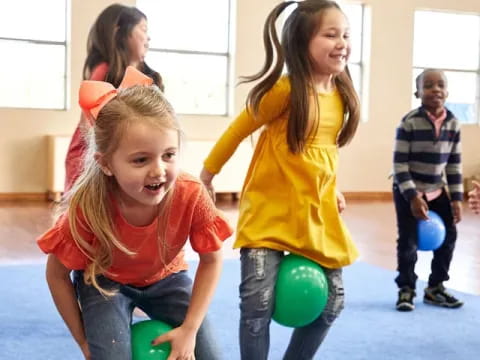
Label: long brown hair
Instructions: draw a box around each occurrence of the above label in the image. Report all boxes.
[60,86,179,295]
[83,4,164,90]
[241,0,360,153]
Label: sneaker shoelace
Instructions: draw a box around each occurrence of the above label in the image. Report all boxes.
[400,291,413,302]
[439,289,457,301]
[430,285,458,302]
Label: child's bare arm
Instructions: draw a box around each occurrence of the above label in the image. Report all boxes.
[336,189,346,213]
[46,254,90,359]
[410,196,429,220]
[184,249,223,329]
[200,167,216,201]
[451,201,463,223]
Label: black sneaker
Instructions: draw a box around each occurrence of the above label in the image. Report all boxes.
[396,286,415,311]
[424,284,464,308]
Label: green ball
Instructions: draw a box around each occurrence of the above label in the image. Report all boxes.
[131,320,173,360]
[272,254,329,327]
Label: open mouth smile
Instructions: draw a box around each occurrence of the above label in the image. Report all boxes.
[145,183,164,191]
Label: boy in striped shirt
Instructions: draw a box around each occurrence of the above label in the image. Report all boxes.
[393,69,463,311]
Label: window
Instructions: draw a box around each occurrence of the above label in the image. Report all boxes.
[137,0,232,115]
[413,10,480,124]
[0,1,68,109]
[342,3,366,98]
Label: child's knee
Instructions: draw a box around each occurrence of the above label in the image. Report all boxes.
[321,270,345,325]
[241,316,271,337]
[322,290,345,325]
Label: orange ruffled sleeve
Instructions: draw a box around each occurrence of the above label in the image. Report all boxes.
[36,212,93,270]
[189,185,233,253]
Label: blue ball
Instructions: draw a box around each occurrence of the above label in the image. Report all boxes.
[417,210,446,251]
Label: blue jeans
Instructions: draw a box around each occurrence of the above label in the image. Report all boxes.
[73,270,221,360]
[239,248,345,360]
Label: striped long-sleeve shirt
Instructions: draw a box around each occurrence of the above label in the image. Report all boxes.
[393,106,463,202]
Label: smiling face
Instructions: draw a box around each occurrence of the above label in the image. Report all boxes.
[308,8,351,77]
[127,18,150,65]
[415,70,448,113]
[98,119,179,211]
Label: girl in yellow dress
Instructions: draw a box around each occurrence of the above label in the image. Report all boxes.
[200,1,360,359]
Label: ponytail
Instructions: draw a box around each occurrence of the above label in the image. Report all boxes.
[240,1,296,115]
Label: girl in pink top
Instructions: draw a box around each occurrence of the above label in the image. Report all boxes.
[38,67,232,360]
[65,4,164,192]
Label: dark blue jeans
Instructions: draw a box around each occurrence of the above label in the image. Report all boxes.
[393,184,457,289]
[239,248,345,360]
[73,270,221,360]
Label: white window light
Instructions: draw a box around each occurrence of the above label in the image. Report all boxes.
[137,0,232,116]
[0,0,68,110]
[412,10,480,124]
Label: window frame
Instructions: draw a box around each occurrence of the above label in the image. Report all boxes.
[343,2,366,101]
[0,1,68,110]
[138,0,233,116]
[341,2,369,122]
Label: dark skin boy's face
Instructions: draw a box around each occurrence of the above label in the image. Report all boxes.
[415,71,448,115]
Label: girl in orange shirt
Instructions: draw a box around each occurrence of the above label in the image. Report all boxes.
[38,67,232,360]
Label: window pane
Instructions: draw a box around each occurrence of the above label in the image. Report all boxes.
[0,0,66,41]
[146,51,227,115]
[444,71,478,124]
[137,0,229,53]
[0,40,65,109]
[342,4,362,63]
[411,68,478,124]
[413,11,480,70]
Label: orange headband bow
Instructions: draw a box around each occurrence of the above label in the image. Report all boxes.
[79,66,154,122]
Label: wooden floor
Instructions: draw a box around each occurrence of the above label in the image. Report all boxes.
[1,197,479,296]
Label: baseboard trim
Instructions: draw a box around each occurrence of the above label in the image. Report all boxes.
[0,193,48,201]
[343,192,392,201]
[0,191,400,202]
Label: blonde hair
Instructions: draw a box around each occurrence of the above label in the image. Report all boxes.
[59,85,180,296]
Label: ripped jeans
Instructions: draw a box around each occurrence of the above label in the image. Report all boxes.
[239,248,344,360]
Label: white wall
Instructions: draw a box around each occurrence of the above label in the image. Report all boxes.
[0,0,479,194]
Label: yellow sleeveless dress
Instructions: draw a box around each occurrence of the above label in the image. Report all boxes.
[204,77,358,268]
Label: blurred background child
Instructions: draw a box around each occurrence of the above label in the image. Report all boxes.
[65,4,163,192]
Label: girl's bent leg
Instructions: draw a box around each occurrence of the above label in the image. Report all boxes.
[239,248,283,360]
[139,271,222,360]
[283,268,344,360]
[74,271,134,360]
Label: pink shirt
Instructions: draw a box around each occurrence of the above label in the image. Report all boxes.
[64,63,109,192]
[426,108,447,138]
[419,108,447,201]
